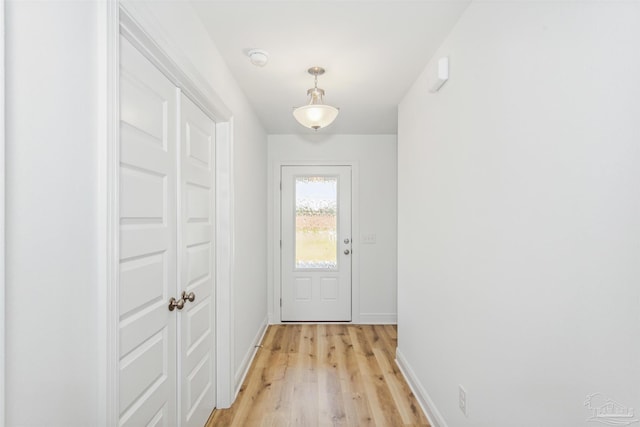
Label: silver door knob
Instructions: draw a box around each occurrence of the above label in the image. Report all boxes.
[344,249,350,255]
[182,291,195,303]
[168,297,185,311]
[344,238,350,244]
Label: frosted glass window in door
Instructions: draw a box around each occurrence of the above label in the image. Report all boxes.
[295,176,338,269]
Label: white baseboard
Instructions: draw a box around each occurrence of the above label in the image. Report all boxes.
[395,348,448,427]
[358,313,397,324]
[268,314,397,325]
[234,317,268,397]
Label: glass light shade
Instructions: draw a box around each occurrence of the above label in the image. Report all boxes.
[293,104,339,130]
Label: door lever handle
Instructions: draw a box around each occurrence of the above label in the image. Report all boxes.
[182,291,196,303]
[168,297,185,311]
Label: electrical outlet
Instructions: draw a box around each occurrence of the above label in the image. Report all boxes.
[459,385,467,416]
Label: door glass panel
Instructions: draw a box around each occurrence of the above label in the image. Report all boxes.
[295,176,338,269]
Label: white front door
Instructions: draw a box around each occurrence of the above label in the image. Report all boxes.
[119,36,178,426]
[281,166,352,321]
[179,94,216,427]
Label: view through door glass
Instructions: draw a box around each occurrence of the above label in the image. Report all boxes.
[295,176,338,270]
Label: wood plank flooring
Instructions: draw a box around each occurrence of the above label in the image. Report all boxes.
[207,324,430,427]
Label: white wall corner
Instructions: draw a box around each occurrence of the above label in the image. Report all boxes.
[395,349,448,427]
[358,313,397,324]
[234,317,268,397]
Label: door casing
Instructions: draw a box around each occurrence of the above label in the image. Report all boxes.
[0,3,5,426]
[271,161,360,324]
[100,3,236,425]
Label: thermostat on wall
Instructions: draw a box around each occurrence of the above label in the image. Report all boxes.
[429,56,449,93]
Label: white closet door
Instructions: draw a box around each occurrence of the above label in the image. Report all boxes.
[179,94,216,427]
[119,36,178,426]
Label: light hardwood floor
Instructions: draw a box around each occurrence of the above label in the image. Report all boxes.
[207,324,430,427]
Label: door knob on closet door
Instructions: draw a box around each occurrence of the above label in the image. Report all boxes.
[168,297,185,311]
[344,249,351,255]
[182,291,196,303]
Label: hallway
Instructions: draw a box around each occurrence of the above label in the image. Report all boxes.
[4,2,640,426]
[208,325,429,426]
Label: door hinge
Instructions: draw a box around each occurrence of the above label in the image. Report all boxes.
[280,298,282,307]
[280,239,282,248]
[279,181,282,190]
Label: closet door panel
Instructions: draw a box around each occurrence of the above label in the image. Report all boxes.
[179,94,216,427]
[119,35,178,427]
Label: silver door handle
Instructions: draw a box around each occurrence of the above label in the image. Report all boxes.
[168,297,185,311]
[344,238,350,244]
[182,291,195,303]
[344,249,350,255]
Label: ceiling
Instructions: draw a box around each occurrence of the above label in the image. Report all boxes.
[191,1,471,134]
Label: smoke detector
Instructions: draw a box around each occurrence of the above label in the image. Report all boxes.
[247,49,269,67]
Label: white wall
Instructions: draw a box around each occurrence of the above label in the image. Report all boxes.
[4,2,267,425]
[397,2,640,427]
[121,1,268,392]
[5,2,100,425]
[268,134,397,323]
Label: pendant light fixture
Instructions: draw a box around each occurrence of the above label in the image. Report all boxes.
[293,66,339,131]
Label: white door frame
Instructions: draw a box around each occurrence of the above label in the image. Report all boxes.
[0,2,6,425]
[271,161,360,324]
[98,3,236,425]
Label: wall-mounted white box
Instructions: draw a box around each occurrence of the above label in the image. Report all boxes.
[429,56,449,93]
